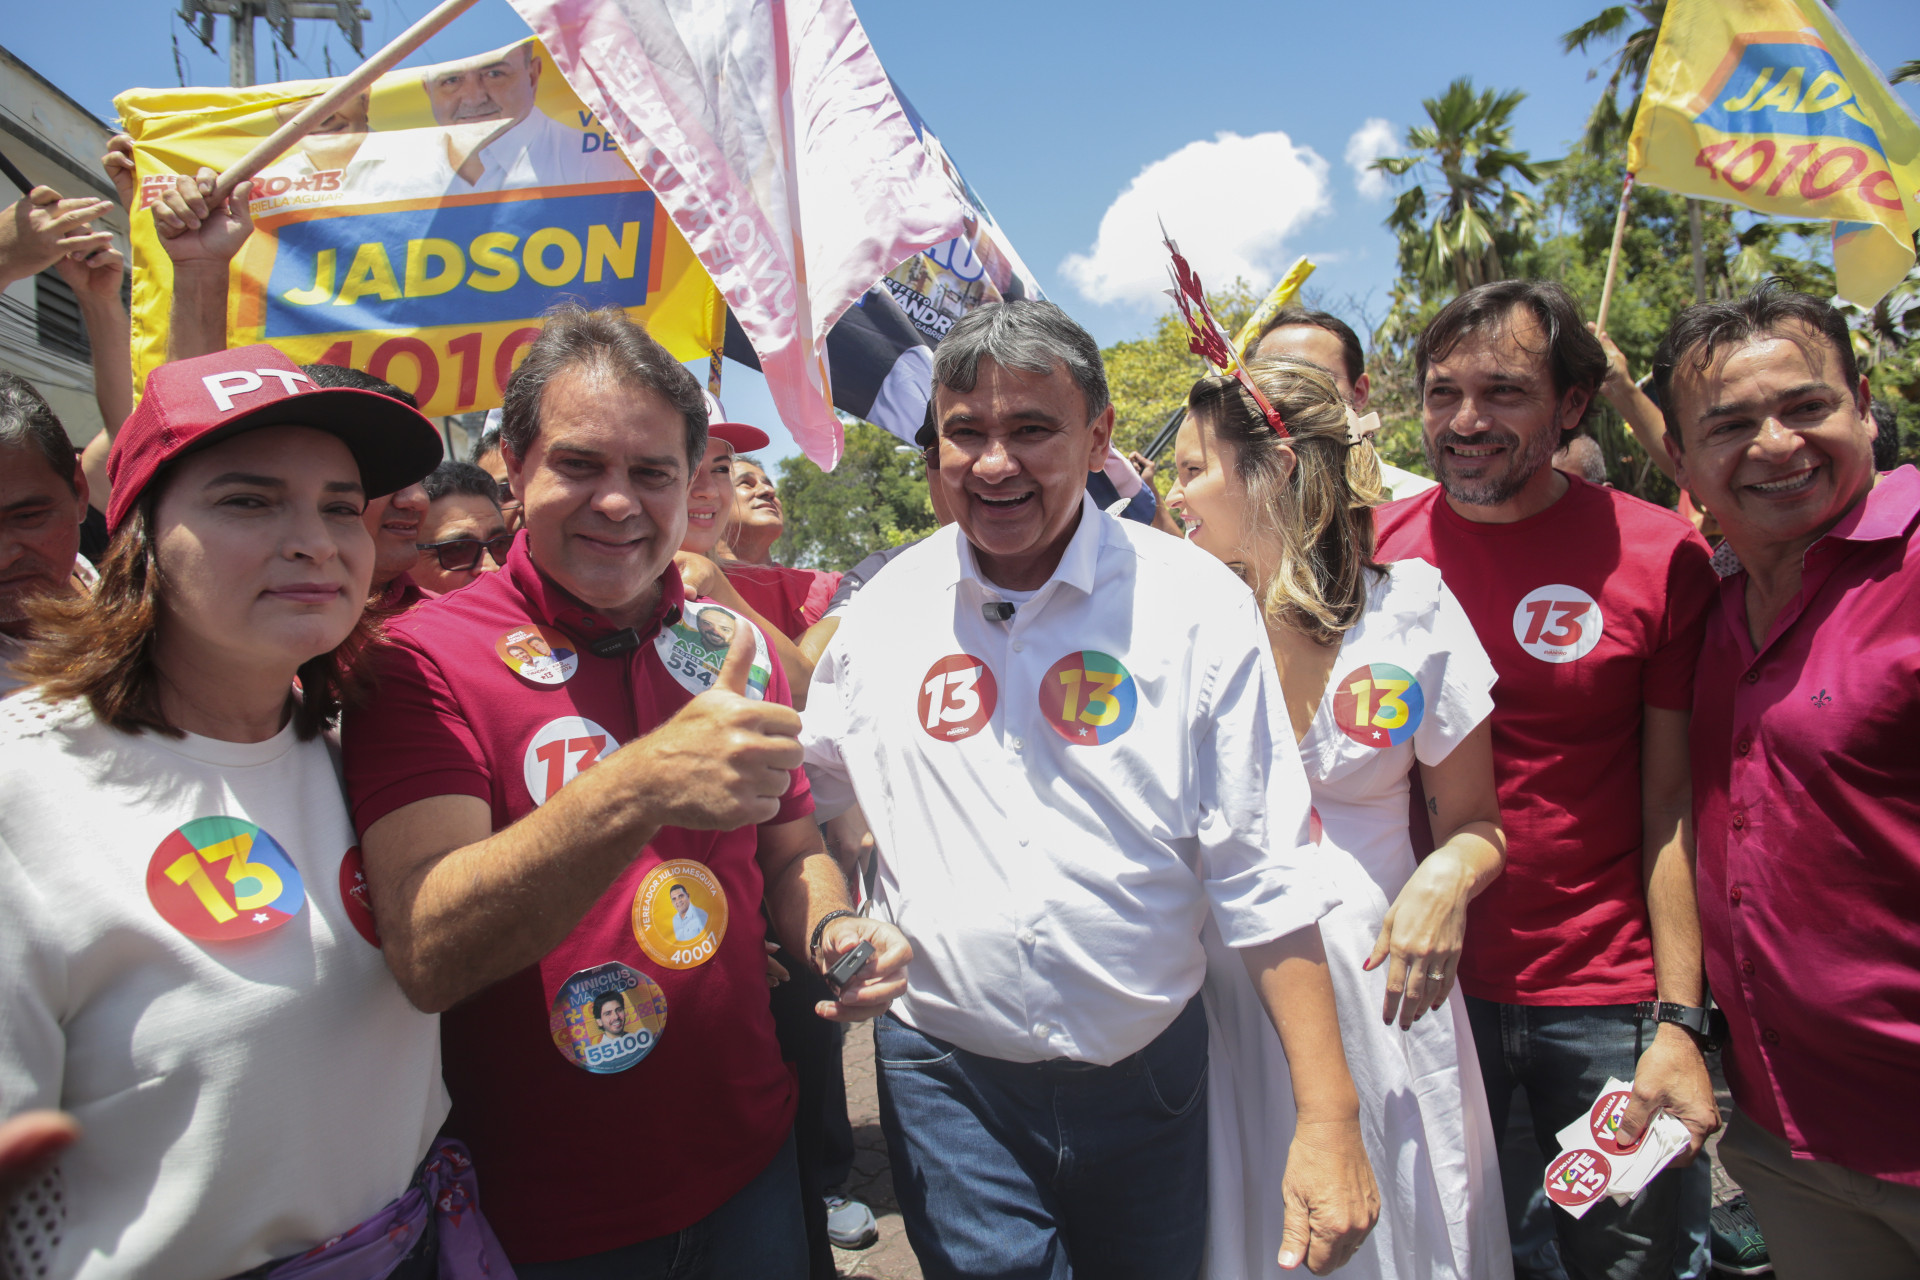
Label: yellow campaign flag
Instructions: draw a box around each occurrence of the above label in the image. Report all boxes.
[1628,0,1920,309]
[1229,257,1317,370]
[117,37,723,416]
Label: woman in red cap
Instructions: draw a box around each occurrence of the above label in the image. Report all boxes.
[0,346,509,1279]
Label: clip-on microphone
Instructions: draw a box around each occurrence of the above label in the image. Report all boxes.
[588,627,643,657]
[981,601,1016,623]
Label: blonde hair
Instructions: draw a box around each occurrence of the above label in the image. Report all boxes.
[1185,357,1385,645]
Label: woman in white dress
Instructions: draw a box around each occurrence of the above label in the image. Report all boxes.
[1167,356,1513,1279]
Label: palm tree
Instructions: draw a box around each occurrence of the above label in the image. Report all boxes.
[1372,79,1546,299]
[1562,3,1723,303]
[1893,60,1919,85]
[1562,3,1666,153]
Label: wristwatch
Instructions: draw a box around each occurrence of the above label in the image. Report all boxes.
[1635,1001,1720,1051]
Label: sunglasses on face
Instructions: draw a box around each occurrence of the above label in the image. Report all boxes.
[416,534,514,572]
[493,479,521,508]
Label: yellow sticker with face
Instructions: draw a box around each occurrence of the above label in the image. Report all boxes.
[632,859,729,969]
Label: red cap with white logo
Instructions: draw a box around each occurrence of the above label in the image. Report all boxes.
[106,345,445,535]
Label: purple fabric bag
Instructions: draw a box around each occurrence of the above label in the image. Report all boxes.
[264,1141,515,1280]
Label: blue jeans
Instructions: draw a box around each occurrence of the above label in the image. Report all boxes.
[874,999,1210,1280]
[514,1129,806,1280]
[1467,998,1710,1280]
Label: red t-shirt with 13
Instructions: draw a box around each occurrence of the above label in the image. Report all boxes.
[1375,477,1715,1004]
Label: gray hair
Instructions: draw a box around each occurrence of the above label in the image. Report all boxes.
[501,303,707,467]
[933,300,1110,423]
[0,372,77,495]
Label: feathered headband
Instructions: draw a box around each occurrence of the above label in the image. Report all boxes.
[1162,224,1289,438]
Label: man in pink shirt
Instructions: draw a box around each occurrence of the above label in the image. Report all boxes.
[1655,283,1920,1278]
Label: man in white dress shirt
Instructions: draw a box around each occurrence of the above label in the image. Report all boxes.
[422,44,634,193]
[802,301,1379,1279]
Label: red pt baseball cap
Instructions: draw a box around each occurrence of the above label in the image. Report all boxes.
[107,345,445,534]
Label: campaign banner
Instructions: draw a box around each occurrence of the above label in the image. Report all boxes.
[1628,0,1920,309]
[726,82,1048,447]
[116,37,723,416]
[512,0,966,469]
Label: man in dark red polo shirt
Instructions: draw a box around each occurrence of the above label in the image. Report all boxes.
[1374,280,1721,1278]
[342,304,910,1278]
[1655,284,1920,1278]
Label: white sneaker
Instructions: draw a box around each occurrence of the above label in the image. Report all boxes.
[824,1194,879,1249]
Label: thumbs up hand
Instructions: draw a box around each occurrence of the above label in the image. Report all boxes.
[624,616,804,831]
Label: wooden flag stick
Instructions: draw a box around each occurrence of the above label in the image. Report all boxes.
[208,0,483,206]
[1595,171,1636,335]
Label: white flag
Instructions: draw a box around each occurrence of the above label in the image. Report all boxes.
[509,0,967,468]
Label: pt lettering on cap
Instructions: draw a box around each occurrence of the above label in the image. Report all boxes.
[202,367,312,411]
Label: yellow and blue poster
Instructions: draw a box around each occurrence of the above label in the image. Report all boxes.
[116,37,723,415]
[1628,0,1920,309]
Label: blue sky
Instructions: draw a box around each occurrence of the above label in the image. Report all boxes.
[7,0,1916,460]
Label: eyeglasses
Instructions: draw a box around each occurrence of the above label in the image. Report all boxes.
[416,534,514,572]
[493,479,519,506]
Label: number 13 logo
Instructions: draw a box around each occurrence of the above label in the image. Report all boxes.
[1039,651,1138,744]
[523,716,620,806]
[918,655,998,742]
[1331,662,1425,748]
[146,816,307,941]
[1512,585,1604,664]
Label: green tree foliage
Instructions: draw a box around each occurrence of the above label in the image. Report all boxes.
[770,420,937,570]
[1103,280,1257,459]
[1374,79,1548,301]
[1562,3,1666,152]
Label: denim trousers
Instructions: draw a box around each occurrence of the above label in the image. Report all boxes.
[874,998,1210,1280]
[1467,997,1710,1280]
[513,1128,807,1280]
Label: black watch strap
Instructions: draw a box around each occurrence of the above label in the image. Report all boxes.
[809,909,858,960]
[1636,1000,1715,1047]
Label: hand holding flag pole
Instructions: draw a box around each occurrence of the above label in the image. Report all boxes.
[204,0,483,208]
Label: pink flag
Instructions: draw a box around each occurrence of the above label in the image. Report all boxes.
[509,0,966,468]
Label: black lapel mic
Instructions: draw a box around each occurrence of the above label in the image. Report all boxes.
[981,601,1016,623]
[589,627,643,657]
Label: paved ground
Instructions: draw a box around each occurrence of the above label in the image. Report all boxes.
[829,1019,923,1280]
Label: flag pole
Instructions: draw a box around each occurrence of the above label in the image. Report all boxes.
[206,0,483,206]
[1595,171,1635,334]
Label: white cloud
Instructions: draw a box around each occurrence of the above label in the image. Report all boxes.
[1060,131,1331,308]
[1345,118,1399,200]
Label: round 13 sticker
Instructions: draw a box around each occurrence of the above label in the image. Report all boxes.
[917,654,998,742]
[548,962,668,1074]
[1512,585,1604,664]
[1038,651,1137,744]
[496,624,579,686]
[1588,1089,1642,1154]
[1330,662,1425,748]
[338,845,381,947]
[1544,1148,1613,1209]
[522,716,619,807]
[146,816,306,942]
[632,859,730,969]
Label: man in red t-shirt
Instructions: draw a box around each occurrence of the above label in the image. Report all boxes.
[342,305,910,1277]
[1374,280,1720,1278]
